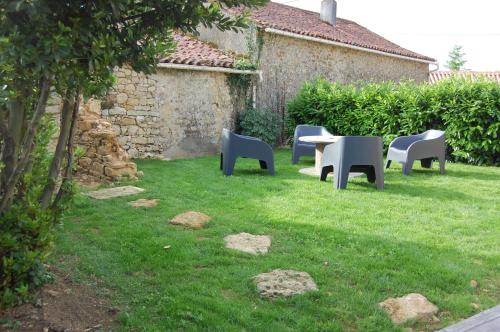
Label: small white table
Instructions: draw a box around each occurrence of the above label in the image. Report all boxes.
[298,135,341,176]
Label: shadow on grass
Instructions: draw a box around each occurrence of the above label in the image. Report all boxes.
[230,168,275,177]
[441,169,500,181]
[380,181,473,201]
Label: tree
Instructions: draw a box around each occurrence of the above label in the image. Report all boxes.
[0,0,267,305]
[446,45,467,71]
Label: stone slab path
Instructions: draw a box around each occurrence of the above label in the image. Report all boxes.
[169,211,211,229]
[439,305,500,332]
[128,199,159,208]
[255,269,317,299]
[224,233,271,255]
[86,186,144,200]
[379,293,439,324]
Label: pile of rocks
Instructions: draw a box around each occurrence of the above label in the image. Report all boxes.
[75,99,139,183]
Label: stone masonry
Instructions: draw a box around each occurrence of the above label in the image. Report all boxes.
[256,32,429,112]
[100,66,242,159]
[100,67,161,159]
[198,27,430,112]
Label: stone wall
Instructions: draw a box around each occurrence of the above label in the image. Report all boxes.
[256,32,430,111]
[197,24,252,57]
[100,67,243,159]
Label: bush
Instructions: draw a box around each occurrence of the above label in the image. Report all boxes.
[287,78,499,165]
[237,108,282,146]
[0,116,60,307]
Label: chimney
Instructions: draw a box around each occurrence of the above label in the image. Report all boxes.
[320,0,337,26]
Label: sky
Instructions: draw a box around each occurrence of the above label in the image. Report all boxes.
[272,0,500,71]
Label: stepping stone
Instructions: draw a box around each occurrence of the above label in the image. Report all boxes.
[379,293,439,325]
[128,198,159,208]
[86,186,144,200]
[169,211,211,229]
[439,304,500,332]
[224,233,271,255]
[254,269,318,299]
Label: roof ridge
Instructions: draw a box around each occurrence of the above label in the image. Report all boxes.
[238,1,436,62]
[435,70,500,73]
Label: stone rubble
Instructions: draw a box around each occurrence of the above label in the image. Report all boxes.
[75,98,138,183]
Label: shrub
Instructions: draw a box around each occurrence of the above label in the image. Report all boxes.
[237,108,282,146]
[287,78,499,165]
[0,116,61,307]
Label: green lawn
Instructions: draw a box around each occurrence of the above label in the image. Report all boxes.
[54,150,500,331]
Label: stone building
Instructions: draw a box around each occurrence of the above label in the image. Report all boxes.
[100,33,257,159]
[201,1,436,113]
[98,1,435,160]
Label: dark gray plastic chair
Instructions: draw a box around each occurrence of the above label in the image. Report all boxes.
[386,130,446,175]
[220,128,275,176]
[292,125,333,164]
[320,136,384,190]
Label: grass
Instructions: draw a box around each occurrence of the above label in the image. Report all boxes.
[54,149,500,331]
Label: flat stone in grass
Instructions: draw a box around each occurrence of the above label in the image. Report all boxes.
[169,211,211,229]
[255,269,318,299]
[224,233,271,255]
[127,199,159,208]
[86,186,144,200]
[379,293,439,325]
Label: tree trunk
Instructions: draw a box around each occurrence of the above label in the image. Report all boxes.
[1,98,24,187]
[52,93,81,208]
[0,98,25,213]
[0,78,51,214]
[40,90,76,209]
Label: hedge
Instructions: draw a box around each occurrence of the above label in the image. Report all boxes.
[237,108,282,146]
[287,78,499,165]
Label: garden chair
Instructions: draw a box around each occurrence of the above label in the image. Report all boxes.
[220,128,275,176]
[292,125,333,164]
[386,130,446,175]
[320,136,384,190]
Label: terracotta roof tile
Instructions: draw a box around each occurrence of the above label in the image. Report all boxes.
[160,33,235,68]
[430,71,500,83]
[229,2,435,62]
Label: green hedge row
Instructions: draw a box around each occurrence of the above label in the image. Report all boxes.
[287,78,499,165]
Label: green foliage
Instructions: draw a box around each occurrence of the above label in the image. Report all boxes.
[227,59,258,109]
[234,59,258,71]
[237,108,282,145]
[446,45,467,71]
[0,116,58,306]
[288,78,499,165]
[227,59,258,92]
[0,0,268,98]
[0,0,269,306]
